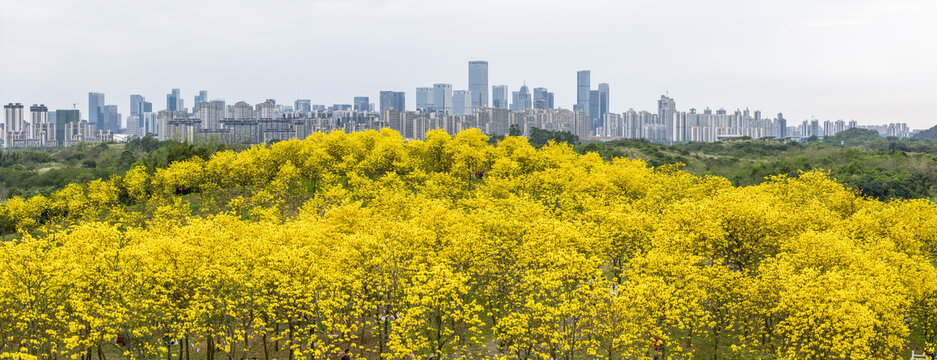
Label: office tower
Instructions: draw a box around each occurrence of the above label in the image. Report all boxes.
[511,85,532,112]
[452,90,473,116]
[167,88,183,111]
[54,109,79,145]
[658,94,676,143]
[354,96,370,112]
[598,83,609,113]
[468,61,489,107]
[130,94,145,118]
[380,91,406,114]
[533,87,554,109]
[194,90,208,110]
[433,84,452,114]
[777,113,787,139]
[589,90,608,132]
[88,92,104,125]
[416,87,434,111]
[294,99,312,114]
[576,70,590,115]
[101,105,121,132]
[492,85,508,109]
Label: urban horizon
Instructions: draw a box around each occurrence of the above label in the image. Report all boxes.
[1,61,922,132]
[0,61,914,149]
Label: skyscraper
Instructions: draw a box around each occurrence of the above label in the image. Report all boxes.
[658,94,676,143]
[166,89,183,111]
[379,91,406,114]
[452,90,473,116]
[416,87,434,111]
[433,84,452,114]
[354,96,370,111]
[533,87,554,109]
[777,113,787,139]
[294,99,312,114]
[598,83,609,113]
[576,70,590,115]
[130,95,145,118]
[511,85,532,112]
[590,85,608,131]
[492,85,508,109]
[88,92,104,125]
[468,61,489,108]
[194,90,208,109]
[54,109,79,146]
[101,105,121,132]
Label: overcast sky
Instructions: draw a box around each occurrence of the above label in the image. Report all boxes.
[1,0,935,128]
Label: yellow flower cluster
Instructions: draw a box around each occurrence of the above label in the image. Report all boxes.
[0,128,935,360]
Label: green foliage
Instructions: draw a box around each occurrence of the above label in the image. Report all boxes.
[579,136,937,201]
[914,124,937,140]
[527,127,579,148]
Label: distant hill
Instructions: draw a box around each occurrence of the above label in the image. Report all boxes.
[913,124,937,140]
[822,128,883,146]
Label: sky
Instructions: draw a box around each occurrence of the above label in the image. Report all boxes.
[1,0,935,128]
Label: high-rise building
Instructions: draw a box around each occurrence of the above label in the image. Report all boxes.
[101,105,121,132]
[416,87,434,111]
[3,103,24,148]
[492,85,508,109]
[452,90,473,116]
[194,90,208,110]
[294,99,312,114]
[380,91,406,114]
[130,94,145,118]
[54,109,79,145]
[256,101,276,119]
[598,83,609,113]
[30,104,55,146]
[166,89,183,112]
[468,61,489,108]
[354,96,370,112]
[88,92,105,125]
[533,87,554,109]
[511,85,532,112]
[196,101,225,130]
[227,101,253,120]
[576,70,590,115]
[589,90,608,132]
[658,94,676,143]
[433,84,452,114]
[777,113,787,139]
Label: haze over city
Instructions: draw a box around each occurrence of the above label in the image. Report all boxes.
[1,0,935,128]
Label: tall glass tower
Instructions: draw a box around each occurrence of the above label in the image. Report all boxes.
[576,70,590,115]
[433,84,452,114]
[88,92,104,125]
[468,61,488,108]
[492,85,508,109]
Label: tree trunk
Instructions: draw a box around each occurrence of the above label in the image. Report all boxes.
[207,336,214,360]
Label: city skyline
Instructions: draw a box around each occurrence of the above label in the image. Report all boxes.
[1,0,935,128]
